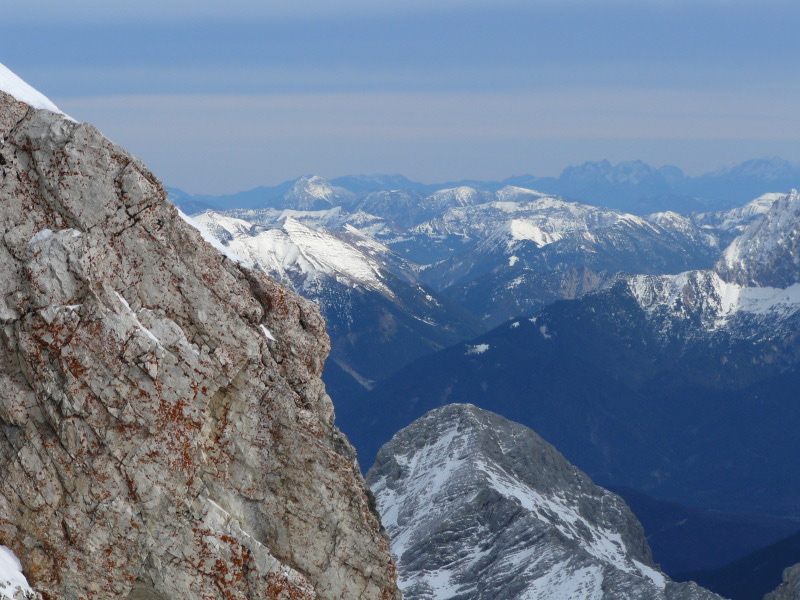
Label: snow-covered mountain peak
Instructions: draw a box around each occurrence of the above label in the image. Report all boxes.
[495,185,549,202]
[428,186,487,207]
[0,62,64,115]
[192,210,262,241]
[368,404,722,600]
[293,174,329,194]
[693,192,785,233]
[282,175,355,210]
[739,192,785,214]
[647,210,691,229]
[717,189,800,287]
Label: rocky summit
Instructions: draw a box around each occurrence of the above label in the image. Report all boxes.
[0,84,398,598]
[367,404,723,600]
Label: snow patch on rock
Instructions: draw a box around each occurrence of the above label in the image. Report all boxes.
[466,343,490,355]
[0,546,37,600]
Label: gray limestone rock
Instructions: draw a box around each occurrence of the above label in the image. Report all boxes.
[367,403,723,600]
[0,91,399,600]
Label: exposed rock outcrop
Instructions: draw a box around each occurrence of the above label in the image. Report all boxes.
[367,404,723,600]
[766,564,800,600]
[0,86,398,599]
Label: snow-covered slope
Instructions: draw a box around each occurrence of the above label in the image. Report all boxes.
[281,175,356,210]
[419,195,722,286]
[192,211,398,297]
[0,546,37,600]
[613,189,800,343]
[367,404,723,600]
[626,270,800,339]
[0,62,63,115]
[716,189,800,288]
[692,192,784,233]
[413,195,641,245]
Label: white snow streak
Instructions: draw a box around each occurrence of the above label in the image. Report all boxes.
[114,291,161,345]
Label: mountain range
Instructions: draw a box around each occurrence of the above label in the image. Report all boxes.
[332,190,800,595]
[162,131,800,591]
[182,180,800,596]
[343,194,800,514]
[170,157,800,216]
[184,180,777,399]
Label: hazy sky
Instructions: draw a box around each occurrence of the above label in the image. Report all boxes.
[3,0,800,193]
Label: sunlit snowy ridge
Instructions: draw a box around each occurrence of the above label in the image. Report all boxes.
[628,272,800,331]
[191,211,396,297]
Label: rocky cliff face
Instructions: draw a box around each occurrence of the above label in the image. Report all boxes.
[0,87,398,599]
[766,564,800,600]
[367,404,723,600]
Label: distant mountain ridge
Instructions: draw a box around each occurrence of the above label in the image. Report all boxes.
[188,181,734,330]
[169,157,800,216]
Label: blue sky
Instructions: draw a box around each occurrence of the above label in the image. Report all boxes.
[3,1,800,193]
